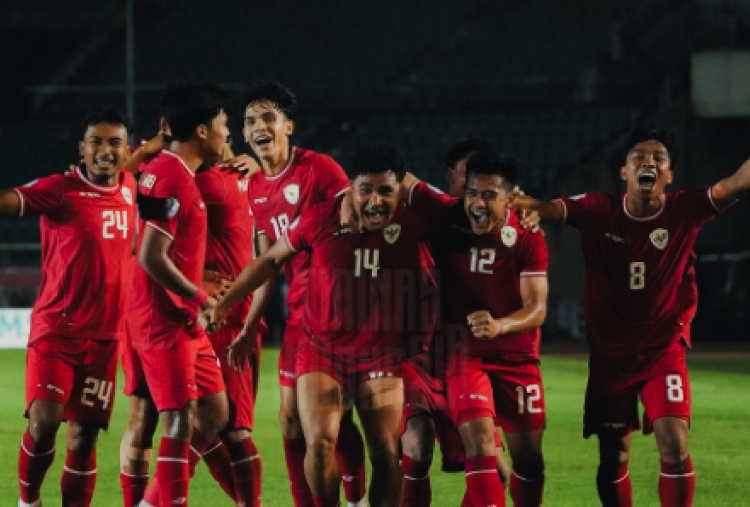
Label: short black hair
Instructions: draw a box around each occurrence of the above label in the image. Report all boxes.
[81,105,133,135]
[159,81,227,142]
[446,138,497,170]
[624,127,678,165]
[238,80,298,121]
[466,150,521,192]
[350,142,406,181]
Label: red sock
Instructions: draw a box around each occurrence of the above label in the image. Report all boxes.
[510,469,544,506]
[120,471,150,507]
[313,491,341,507]
[156,437,190,506]
[401,455,431,507]
[142,472,161,507]
[596,462,633,507]
[659,456,695,507]
[61,448,97,506]
[336,429,366,505]
[202,437,237,500]
[284,438,315,507]
[465,455,506,507]
[18,429,56,503]
[229,437,263,507]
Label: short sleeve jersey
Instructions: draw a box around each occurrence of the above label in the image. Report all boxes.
[195,167,255,319]
[284,198,431,359]
[556,188,719,356]
[410,182,548,361]
[248,147,348,326]
[15,167,136,343]
[129,151,208,349]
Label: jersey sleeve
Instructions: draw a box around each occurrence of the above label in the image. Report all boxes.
[14,174,65,217]
[141,173,188,240]
[518,230,548,277]
[555,192,603,230]
[283,206,320,253]
[314,154,350,200]
[679,186,720,228]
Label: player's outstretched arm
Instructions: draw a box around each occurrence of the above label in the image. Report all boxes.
[0,189,21,216]
[122,133,168,174]
[468,276,548,340]
[711,157,750,210]
[506,192,564,225]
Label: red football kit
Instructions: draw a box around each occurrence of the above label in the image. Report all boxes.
[128,150,224,411]
[15,167,136,427]
[284,197,432,388]
[556,188,718,436]
[196,166,260,429]
[410,182,548,432]
[248,147,348,386]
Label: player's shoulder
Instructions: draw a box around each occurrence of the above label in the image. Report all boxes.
[666,186,711,204]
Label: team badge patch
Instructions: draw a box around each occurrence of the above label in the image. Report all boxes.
[384,224,401,244]
[121,187,133,205]
[650,228,669,250]
[501,225,517,247]
[284,184,300,205]
[166,198,180,219]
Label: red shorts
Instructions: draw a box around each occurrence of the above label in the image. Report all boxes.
[137,332,225,412]
[584,341,691,438]
[122,324,149,398]
[295,339,402,391]
[209,322,261,430]
[279,324,304,387]
[402,358,465,471]
[25,335,118,428]
[447,355,546,433]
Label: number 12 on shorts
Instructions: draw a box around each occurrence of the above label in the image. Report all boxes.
[516,384,543,414]
[81,377,114,410]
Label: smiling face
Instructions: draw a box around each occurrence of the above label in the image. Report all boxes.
[351,171,401,231]
[621,139,673,199]
[464,174,509,235]
[79,122,130,186]
[243,100,294,164]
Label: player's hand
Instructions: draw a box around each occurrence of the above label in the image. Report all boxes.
[65,161,83,175]
[202,269,233,300]
[513,187,542,233]
[137,132,169,159]
[468,310,505,340]
[206,302,228,334]
[198,297,217,331]
[227,321,261,371]
[339,191,362,232]
[220,154,261,175]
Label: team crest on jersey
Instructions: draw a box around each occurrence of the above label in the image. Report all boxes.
[121,186,133,205]
[501,225,517,247]
[284,184,300,205]
[650,228,669,250]
[384,224,401,244]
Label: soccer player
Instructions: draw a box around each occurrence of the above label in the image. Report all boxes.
[128,82,231,506]
[404,150,549,507]
[211,143,436,507]
[0,106,136,507]
[228,80,367,507]
[507,127,750,507]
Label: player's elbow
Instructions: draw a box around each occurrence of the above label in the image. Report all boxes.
[528,301,547,329]
[138,247,166,278]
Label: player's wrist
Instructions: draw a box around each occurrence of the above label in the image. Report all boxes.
[186,288,209,310]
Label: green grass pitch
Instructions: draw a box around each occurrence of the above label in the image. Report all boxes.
[1,348,748,506]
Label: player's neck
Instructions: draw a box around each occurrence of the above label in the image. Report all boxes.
[168,142,204,173]
[82,168,118,188]
[625,193,665,219]
[261,145,293,176]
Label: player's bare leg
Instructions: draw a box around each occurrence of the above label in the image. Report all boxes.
[400,414,436,507]
[495,436,511,486]
[19,399,64,506]
[356,377,404,507]
[653,417,694,507]
[297,371,346,507]
[280,383,316,506]
[459,416,507,507]
[62,421,100,506]
[338,410,368,507]
[121,395,158,507]
[505,430,545,507]
[596,433,633,507]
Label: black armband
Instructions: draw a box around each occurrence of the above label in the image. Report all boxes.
[137,192,180,221]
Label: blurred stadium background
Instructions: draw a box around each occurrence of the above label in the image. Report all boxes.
[1,0,749,346]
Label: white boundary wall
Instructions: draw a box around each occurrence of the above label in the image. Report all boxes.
[0,309,31,349]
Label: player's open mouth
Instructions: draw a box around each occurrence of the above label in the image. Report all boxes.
[254,135,272,147]
[470,209,489,227]
[637,170,657,190]
[94,158,115,169]
[363,207,386,225]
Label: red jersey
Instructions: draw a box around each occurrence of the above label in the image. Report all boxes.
[129,150,208,349]
[195,166,255,320]
[410,182,547,361]
[15,168,136,343]
[248,147,349,326]
[284,197,431,359]
[557,188,719,356]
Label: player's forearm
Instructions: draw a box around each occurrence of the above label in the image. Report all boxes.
[122,148,151,174]
[713,157,750,209]
[495,302,547,336]
[0,189,21,216]
[241,271,279,332]
[139,251,201,301]
[218,257,282,314]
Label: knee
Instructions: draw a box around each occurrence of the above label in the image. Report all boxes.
[28,413,62,443]
[368,438,401,469]
[401,421,435,463]
[657,430,689,463]
[307,434,337,463]
[598,438,630,468]
[68,424,100,454]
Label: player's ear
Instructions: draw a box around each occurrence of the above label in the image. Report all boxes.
[286,120,295,136]
[196,124,208,140]
[667,170,674,184]
[79,140,85,157]
[620,165,628,181]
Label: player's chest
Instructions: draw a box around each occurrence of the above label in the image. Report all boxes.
[60,191,134,242]
[596,217,693,261]
[443,236,518,279]
[251,184,313,239]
